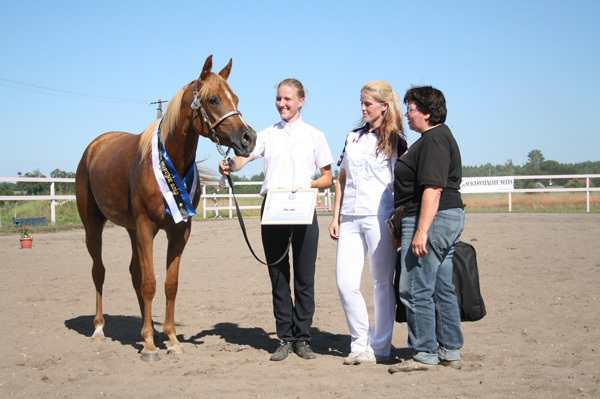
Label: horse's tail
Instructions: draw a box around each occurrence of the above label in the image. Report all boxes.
[195,158,219,182]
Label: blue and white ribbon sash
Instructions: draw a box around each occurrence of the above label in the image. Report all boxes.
[151,119,198,223]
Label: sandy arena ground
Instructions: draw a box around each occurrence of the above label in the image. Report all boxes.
[0,213,599,398]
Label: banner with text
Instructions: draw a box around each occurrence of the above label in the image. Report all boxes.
[460,176,514,193]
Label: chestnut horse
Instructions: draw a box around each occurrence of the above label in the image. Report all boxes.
[75,55,256,361]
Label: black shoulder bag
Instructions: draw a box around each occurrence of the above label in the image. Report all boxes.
[394,241,486,323]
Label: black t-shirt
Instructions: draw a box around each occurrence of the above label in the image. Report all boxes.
[393,124,464,216]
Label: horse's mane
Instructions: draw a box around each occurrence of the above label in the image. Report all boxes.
[138,85,185,162]
[138,73,232,163]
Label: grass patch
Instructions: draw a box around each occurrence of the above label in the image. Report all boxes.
[462,192,600,213]
[0,200,84,235]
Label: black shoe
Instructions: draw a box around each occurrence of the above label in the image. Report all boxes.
[270,341,293,361]
[294,341,317,360]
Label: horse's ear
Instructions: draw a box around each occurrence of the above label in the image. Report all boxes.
[199,55,213,81]
[219,58,233,81]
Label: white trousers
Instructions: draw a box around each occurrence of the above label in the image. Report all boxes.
[336,214,397,356]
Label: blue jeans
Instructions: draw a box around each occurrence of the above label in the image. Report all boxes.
[399,208,465,365]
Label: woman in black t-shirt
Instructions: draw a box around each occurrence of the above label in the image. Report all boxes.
[389,86,466,374]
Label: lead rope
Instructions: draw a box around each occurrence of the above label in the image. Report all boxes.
[222,158,292,266]
[190,88,291,265]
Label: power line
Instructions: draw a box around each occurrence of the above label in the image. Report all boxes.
[0,77,150,104]
[150,99,169,119]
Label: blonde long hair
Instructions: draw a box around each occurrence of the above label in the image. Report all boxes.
[360,81,404,157]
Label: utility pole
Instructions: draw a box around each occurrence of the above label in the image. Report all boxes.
[150,99,169,119]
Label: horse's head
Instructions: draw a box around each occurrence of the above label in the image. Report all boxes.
[190,55,256,157]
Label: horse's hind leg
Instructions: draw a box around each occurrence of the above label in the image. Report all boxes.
[76,185,108,343]
[88,221,107,343]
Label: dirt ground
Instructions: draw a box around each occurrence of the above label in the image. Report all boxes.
[0,213,599,398]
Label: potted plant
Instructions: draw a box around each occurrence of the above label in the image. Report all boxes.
[19,226,33,249]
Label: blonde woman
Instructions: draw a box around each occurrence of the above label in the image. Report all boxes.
[329,81,407,365]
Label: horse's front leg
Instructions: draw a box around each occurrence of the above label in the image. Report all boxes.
[135,224,160,362]
[163,223,191,354]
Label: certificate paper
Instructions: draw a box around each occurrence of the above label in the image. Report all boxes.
[261,189,318,225]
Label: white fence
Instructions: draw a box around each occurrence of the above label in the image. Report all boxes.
[1,174,599,226]
[201,181,334,219]
[0,177,76,226]
[459,174,600,213]
[203,174,600,217]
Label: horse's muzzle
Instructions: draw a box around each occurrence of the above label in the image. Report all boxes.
[234,129,257,157]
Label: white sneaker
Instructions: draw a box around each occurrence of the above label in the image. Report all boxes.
[355,352,376,364]
[356,352,389,364]
[343,352,363,365]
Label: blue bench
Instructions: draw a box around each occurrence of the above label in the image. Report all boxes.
[13,217,47,228]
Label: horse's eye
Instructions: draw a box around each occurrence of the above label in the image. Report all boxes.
[208,95,218,105]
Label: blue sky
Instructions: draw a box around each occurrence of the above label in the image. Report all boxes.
[1,0,598,179]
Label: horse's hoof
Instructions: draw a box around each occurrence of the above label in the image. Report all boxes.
[167,344,184,355]
[91,326,105,343]
[141,351,160,362]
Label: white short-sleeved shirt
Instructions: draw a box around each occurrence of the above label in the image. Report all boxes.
[339,129,395,216]
[252,117,334,196]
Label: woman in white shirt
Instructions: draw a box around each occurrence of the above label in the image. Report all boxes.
[329,81,407,365]
[219,79,333,362]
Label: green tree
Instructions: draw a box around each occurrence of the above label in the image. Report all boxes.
[462,150,600,181]
[526,150,545,175]
[565,179,586,188]
[0,182,14,196]
[250,172,264,182]
[504,159,516,175]
[50,169,76,194]
[16,169,49,195]
[541,160,562,175]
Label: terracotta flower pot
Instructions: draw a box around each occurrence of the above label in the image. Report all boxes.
[20,238,33,249]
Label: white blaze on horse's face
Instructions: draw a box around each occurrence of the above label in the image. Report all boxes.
[224,89,234,105]
[219,88,255,150]
[276,85,305,123]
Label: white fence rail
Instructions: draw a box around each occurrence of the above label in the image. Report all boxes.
[459,174,600,213]
[201,181,334,219]
[202,174,600,217]
[0,177,76,226]
[506,174,600,213]
[1,174,599,226]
